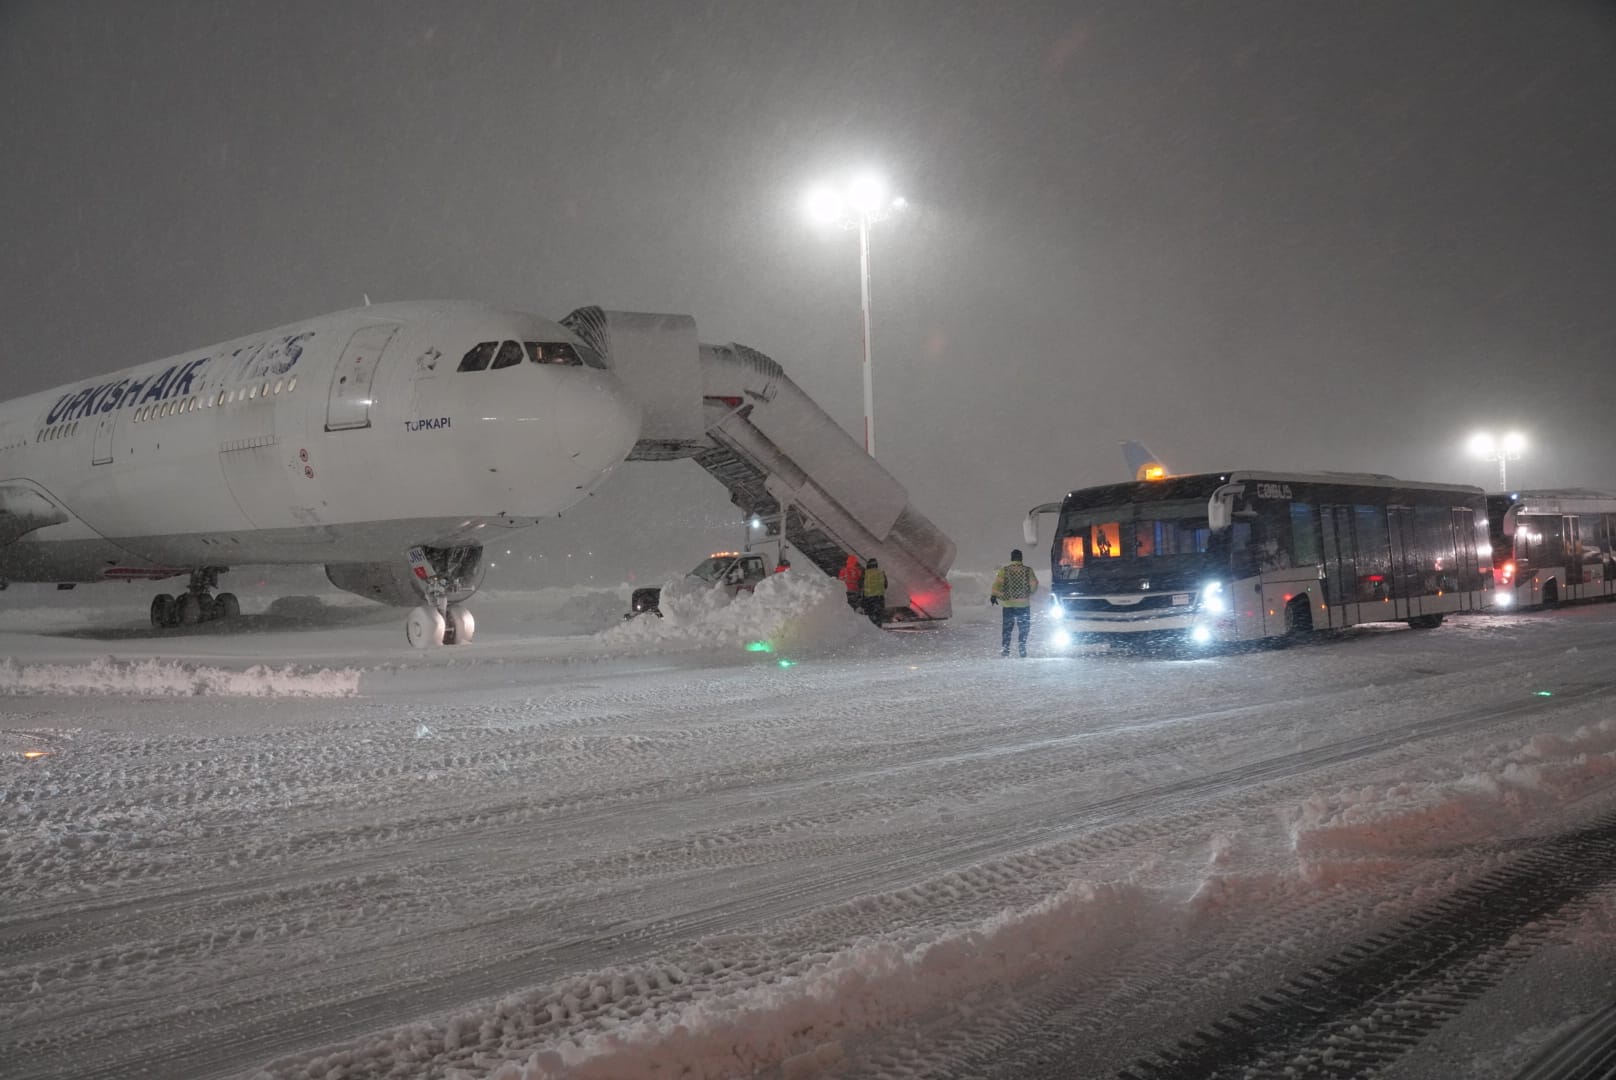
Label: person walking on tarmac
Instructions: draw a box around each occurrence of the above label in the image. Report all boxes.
[861,557,888,626]
[838,554,864,611]
[991,548,1038,657]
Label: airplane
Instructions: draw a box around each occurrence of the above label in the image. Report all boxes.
[0,301,641,647]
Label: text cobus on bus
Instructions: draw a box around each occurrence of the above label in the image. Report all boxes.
[1028,472,1492,647]
[1485,490,1616,610]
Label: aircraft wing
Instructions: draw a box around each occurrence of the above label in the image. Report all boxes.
[0,484,70,546]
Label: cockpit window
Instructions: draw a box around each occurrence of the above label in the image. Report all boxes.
[458,342,496,372]
[491,340,525,369]
[524,341,584,367]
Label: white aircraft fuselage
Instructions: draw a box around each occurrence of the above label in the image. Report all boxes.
[0,301,641,593]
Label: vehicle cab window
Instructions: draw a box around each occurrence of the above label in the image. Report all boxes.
[458,342,496,372]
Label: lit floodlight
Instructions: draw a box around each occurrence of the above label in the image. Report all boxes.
[800,167,906,457]
[804,185,845,226]
[847,172,889,217]
[1051,628,1073,649]
[1468,432,1495,456]
[1503,431,1527,453]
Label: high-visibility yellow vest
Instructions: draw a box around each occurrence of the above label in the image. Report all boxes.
[862,567,887,597]
[992,562,1037,607]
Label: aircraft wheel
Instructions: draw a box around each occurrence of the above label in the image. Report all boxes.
[151,593,177,629]
[177,593,204,626]
[406,605,446,649]
[447,603,475,645]
[215,592,241,619]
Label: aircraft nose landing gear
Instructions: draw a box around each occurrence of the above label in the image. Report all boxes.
[149,568,238,629]
[405,547,476,648]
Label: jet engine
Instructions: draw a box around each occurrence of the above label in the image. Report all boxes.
[325,545,486,607]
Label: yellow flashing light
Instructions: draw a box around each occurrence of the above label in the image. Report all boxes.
[22,750,50,760]
[1139,464,1167,481]
[708,551,739,558]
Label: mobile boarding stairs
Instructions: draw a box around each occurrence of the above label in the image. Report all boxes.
[561,308,955,621]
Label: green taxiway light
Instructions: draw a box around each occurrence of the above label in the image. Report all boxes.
[777,659,796,668]
[745,641,774,653]
[1533,690,1553,697]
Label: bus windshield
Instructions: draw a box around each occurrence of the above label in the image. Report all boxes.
[1054,499,1221,584]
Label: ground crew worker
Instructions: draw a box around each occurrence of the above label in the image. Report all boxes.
[861,557,888,626]
[991,548,1038,657]
[838,554,864,611]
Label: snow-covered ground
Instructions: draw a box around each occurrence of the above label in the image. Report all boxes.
[3,570,1615,1079]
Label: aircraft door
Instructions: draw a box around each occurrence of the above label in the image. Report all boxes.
[90,407,119,465]
[326,324,398,431]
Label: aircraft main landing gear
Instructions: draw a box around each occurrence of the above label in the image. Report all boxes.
[150,568,238,629]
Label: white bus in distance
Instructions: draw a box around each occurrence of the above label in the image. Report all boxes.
[1486,489,1616,609]
[1029,471,1493,648]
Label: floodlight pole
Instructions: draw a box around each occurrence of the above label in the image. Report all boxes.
[857,212,876,458]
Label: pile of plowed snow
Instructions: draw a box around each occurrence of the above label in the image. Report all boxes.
[0,656,361,696]
[600,570,878,656]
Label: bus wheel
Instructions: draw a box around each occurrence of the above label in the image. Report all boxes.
[1408,614,1445,629]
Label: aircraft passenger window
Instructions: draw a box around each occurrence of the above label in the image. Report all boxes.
[249,386,258,400]
[260,382,268,398]
[274,379,283,394]
[458,342,497,372]
[287,376,297,392]
[524,342,584,366]
[491,340,524,369]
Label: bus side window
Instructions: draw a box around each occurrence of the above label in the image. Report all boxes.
[1253,503,1294,572]
[1289,502,1319,567]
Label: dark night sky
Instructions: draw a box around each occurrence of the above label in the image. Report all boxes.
[2,1,1613,580]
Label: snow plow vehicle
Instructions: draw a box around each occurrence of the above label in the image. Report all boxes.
[627,551,770,618]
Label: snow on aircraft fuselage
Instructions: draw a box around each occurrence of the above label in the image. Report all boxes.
[0,301,641,645]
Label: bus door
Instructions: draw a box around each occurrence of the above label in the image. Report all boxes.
[1386,507,1419,619]
[1320,505,1355,626]
[1566,516,1591,593]
[1451,507,1479,608]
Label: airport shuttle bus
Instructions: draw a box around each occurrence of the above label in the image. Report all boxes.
[1485,490,1616,610]
[1034,471,1492,647]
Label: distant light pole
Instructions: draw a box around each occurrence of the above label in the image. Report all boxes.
[1468,430,1526,490]
[803,172,906,458]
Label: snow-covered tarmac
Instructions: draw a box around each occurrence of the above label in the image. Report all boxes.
[3,574,1616,1079]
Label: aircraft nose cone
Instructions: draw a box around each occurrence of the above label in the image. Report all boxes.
[554,370,640,477]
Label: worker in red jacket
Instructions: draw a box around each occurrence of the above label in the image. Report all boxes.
[837,554,863,611]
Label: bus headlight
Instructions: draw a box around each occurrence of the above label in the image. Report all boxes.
[1191,625,1214,645]
[1494,591,1513,608]
[1051,628,1073,649]
[1199,582,1228,615]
